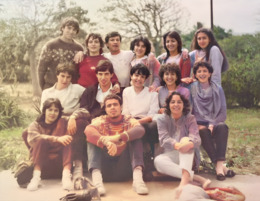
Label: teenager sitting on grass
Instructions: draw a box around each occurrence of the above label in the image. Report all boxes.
[26,98,72,191]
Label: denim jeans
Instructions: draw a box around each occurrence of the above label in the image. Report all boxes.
[87,138,144,182]
[199,123,229,163]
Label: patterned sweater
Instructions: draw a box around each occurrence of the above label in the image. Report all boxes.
[37,37,84,90]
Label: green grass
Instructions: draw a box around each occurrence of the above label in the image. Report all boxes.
[225,108,260,175]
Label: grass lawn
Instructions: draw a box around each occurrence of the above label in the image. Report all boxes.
[0,108,259,175]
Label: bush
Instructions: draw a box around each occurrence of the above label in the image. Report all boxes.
[221,33,260,107]
[0,89,26,130]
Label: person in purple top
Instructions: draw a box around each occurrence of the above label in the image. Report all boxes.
[190,61,235,181]
[155,92,211,199]
[158,63,190,114]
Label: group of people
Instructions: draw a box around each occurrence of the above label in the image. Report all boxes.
[22,16,235,198]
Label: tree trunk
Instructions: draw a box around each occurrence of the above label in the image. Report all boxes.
[28,48,41,97]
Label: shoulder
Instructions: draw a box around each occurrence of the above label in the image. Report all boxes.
[157,113,169,124]
[123,115,140,125]
[210,46,221,54]
[157,52,167,60]
[91,115,107,125]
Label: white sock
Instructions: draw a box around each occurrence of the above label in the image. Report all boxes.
[73,160,83,180]
[62,169,72,190]
[92,169,105,195]
[27,170,41,191]
[133,166,144,183]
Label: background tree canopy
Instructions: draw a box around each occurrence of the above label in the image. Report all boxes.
[0,0,259,107]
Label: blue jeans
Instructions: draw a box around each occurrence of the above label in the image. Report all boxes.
[87,138,144,182]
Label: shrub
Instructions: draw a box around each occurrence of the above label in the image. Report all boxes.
[0,89,25,130]
[221,33,260,107]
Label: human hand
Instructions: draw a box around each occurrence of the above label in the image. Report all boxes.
[208,124,214,133]
[102,135,121,143]
[57,135,73,146]
[175,137,194,153]
[110,84,120,94]
[106,141,117,156]
[158,108,165,114]
[67,117,77,135]
[74,51,84,64]
[149,85,156,92]
[182,49,189,60]
[181,77,194,84]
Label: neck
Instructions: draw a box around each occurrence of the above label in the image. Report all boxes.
[169,51,179,57]
[56,83,67,90]
[135,55,144,59]
[111,50,120,55]
[89,52,99,56]
[60,36,73,43]
[133,86,144,94]
[167,84,177,91]
[109,115,122,122]
[200,81,210,89]
[172,113,182,120]
[100,83,111,92]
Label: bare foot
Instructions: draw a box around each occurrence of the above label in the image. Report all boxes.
[175,186,183,199]
[202,179,211,189]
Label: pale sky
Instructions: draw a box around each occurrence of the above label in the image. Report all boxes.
[1,0,259,34]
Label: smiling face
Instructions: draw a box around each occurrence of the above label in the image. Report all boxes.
[45,104,60,124]
[134,41,146,59]
[195,66,211,83]
[197,32,210,49]
[87,36,101,56]
[61,25,77,42]
[106,36,121,54]
[56,72,72,90]
[166,36,178,55]
[105,99,122,119]
[96,70,113,90]
[169,94,184,118]
[163,71,178,87]
[131,72,146,90]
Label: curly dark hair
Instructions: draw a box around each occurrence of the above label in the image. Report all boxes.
[159,63,181,86]
[193,61,213,82]
[85,33,104,55]
[37,98,63,125]
[130,36,151,56]
[164,91,190,116]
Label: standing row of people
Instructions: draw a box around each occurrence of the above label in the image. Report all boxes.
[22,16,235,198]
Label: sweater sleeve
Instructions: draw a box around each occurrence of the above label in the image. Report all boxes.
[213,86,227,125]
[120,118,145,142]
[27,121,58,147]
[148,54,161,88]
[157,115,176,150]
[84,125,105,148]
[122,89,130,115]
[147,92,160,117]
[186,115,201,148]
[209,46,223,86]
[38,44,51,91]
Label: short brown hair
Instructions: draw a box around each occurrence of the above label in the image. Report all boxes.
[104,94,122,108]
[96,60,114,74]
[56,62,76,77]
[60,17,80,34]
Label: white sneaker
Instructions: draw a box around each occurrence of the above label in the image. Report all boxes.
[27,177,41,191]
[133,181,149,195]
